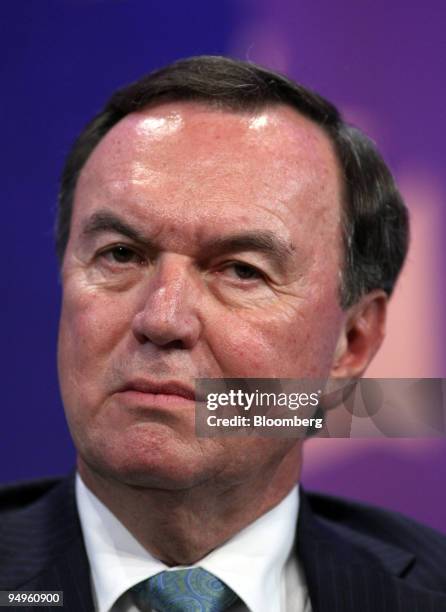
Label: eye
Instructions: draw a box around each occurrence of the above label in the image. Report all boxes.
[99,245,145,266]
[224,262,264,281]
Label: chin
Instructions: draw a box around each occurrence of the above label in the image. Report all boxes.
[78,428,214,491]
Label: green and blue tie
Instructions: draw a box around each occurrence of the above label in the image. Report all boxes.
[132,567,239,611]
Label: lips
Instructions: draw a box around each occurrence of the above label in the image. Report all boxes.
[118,379,196,402]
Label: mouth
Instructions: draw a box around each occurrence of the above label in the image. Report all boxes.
[116,379,198,405]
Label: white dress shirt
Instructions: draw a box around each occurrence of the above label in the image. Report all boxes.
[76,474,312,612]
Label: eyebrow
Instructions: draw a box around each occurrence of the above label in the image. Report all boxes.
[80,210,296,272]
[200,233,295,273]
[81,211,151,246]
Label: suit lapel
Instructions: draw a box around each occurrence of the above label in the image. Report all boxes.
[297,489,446,612]
[0,475,94,611]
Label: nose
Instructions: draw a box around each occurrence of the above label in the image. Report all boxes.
[131,256,202,350]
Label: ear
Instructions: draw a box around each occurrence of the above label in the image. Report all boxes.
[330,290,387,378]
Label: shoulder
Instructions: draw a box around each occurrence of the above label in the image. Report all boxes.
[297,490,446,608]
[0,475,78,539]
[0,475,82,589]
[301,489,446,592]
[305,489,446,550]
[0,477,65,515]
[0,476,93,604]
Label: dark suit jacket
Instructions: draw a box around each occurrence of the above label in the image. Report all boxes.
[1,475,446,611]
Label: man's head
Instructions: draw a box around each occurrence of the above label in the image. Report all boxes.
[56,55,409,309]
[56,56,409,494]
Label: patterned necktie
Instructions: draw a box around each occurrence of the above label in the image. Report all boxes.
[132,567,239,611]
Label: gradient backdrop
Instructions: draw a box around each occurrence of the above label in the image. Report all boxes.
[2,0,446,532]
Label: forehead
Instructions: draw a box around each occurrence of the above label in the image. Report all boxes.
[80,101,340,182]
[73,101,343,251]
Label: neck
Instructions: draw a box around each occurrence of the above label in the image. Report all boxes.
[78,446,302,566]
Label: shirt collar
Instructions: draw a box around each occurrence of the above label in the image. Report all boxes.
[76,473,299,612]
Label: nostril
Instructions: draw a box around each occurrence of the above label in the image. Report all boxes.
[131,307,200,349]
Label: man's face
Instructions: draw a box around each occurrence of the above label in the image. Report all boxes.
[58,102,345,490]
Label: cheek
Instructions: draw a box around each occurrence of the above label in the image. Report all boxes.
[207,292,344,378]
[57,284,132,392]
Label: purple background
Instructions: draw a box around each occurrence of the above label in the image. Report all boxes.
[2,1,445,531]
